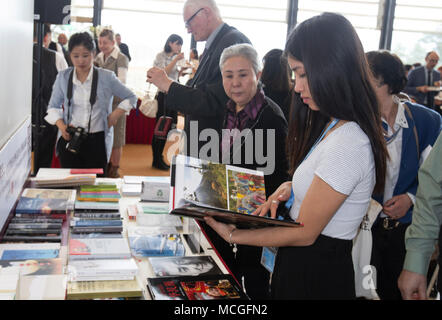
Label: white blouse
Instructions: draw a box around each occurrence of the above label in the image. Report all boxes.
[289,122,376,240]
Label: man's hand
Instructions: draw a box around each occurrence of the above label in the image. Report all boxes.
[146,67,174,93]
[383,194,412,220]
[398,269,427,300]
[417,85,429,93]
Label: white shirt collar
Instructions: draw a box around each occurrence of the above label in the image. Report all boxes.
[396,102,409,129]
[382,102,409,132]
[73,66,94,85]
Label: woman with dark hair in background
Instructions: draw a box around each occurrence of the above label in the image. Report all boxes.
[366,50,441,300]
[261,49,293,121]
[151,34,185,170]
[45,32,137,175]
[204,12,388,299]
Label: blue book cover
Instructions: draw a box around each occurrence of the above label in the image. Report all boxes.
[129,234,185,257]
[16,197,69,214]
[1,249,59,260]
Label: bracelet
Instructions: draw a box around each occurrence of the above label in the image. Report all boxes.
[229,227,238,258]
[229,227,237,246]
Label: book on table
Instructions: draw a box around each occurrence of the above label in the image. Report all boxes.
[67,258,139,282]
[31,168,96,187]
[66,279,142,300]
[147,274,249,300]
[15,188,76,216]
[127,226,185,257]
[148,255,223,277]
[170,155,303,229]
[68,237,131,260]
[0,243,60,261]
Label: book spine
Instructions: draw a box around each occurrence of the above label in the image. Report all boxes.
[71,220,122,227]
[14,213,67,220]
[8,223,62,229]
[71,226,123,233]
[3,235,62,242]
[73,213,121,219]
[6,229,61,235]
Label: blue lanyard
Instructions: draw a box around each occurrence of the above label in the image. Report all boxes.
[285,119,340,209]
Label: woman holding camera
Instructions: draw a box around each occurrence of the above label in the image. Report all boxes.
[45,32,137,175]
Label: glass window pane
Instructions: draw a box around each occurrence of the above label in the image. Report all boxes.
[297,0,382,52]
[391,2,442,65]
[100,0,288,93]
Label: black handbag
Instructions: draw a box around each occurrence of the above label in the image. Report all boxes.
[153,92,173,140]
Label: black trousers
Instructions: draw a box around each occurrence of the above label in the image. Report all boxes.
[271,234,355,300]
[371,219,410,300]
[33,119,58,174]
[151,92,177,165]
[56,131,107,176]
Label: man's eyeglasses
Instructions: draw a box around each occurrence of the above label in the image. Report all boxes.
[185,8,204,28]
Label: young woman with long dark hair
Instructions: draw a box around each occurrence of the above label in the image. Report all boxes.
[204,12,388,299]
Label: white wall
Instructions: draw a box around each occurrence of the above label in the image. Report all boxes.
[0,0,33,149]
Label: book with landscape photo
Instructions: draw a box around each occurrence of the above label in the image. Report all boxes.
[127,226,185,257]
[147,274,248,300]
[170,155,303,229]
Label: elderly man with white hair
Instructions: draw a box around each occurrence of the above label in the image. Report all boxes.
[146,0,251,159]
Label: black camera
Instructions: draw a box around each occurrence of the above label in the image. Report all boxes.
[66,127,88,154]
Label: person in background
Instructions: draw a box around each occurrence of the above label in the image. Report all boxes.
[205,12,388,300]
[260,49,293,122]
[95,29,130,178]
[151,34,185,170]
[217,43,288,299]
[57,33,72,66]
[366,50,441,300]
[32,23,68,174]
[404,51,440,110]
[146,0,251,159]
[398,132,442,300]
[45,32,137,175]
[404,64,413,78]
[115,33,131,61]
[189,48,199,79]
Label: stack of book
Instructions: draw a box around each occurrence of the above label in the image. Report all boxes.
[14,188,76,220]
[73,183,123,235]
[3,217,63,242]
[77,184,121,203]
[0,243,67,300]
[66,237,142,299]
[121,176,170,197]
[31,168,98,188]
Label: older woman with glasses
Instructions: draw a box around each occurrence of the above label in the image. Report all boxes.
[208,43,289,300]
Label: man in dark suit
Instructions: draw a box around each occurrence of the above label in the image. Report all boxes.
[404,51,440,111]
[32,24,63,174]
[116,33,131,61]
[146,0,251,160]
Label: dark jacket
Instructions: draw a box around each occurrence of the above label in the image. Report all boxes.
[165,23,251,157]
[223,97,289,197]
[404,66,441,108]
[373,101,441,223]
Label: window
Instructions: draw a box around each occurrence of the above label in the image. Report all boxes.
[391,0,442,65]
[297,0,382,52]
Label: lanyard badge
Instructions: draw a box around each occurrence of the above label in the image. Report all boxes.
[260,119,340,274]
